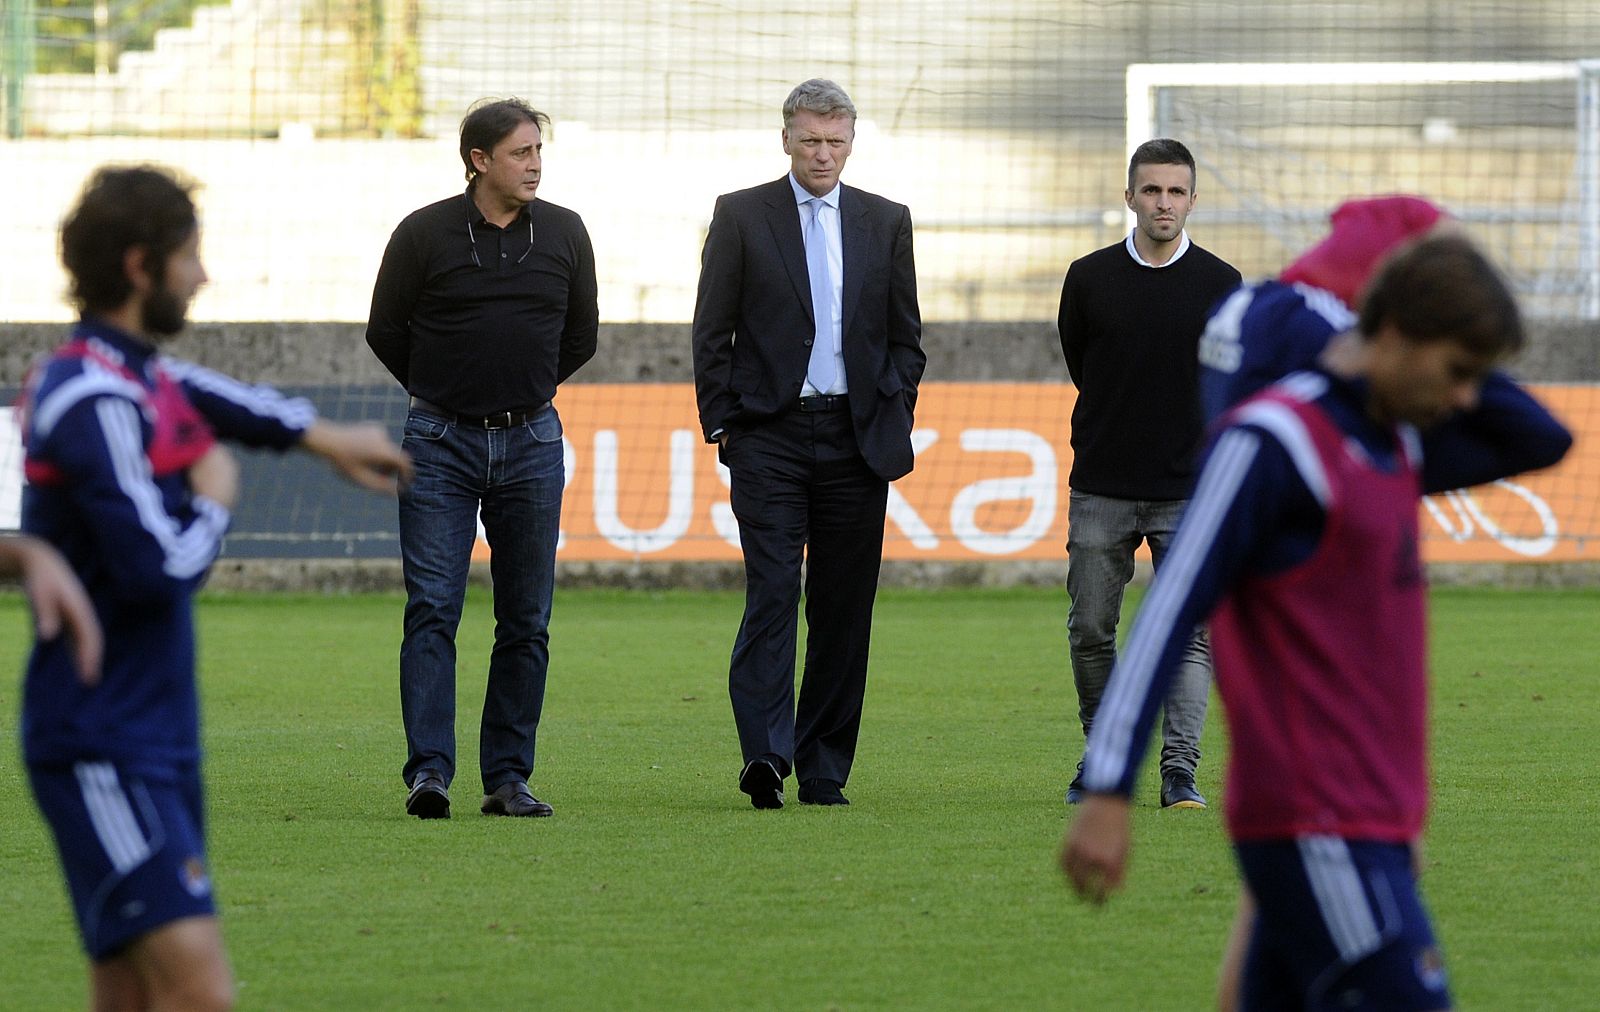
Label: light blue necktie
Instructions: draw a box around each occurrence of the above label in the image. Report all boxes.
[803,197,838,394]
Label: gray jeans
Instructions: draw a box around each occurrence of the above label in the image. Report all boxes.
[1066,490,1210,777]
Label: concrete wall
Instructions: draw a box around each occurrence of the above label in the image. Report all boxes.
[6,319,1596,389]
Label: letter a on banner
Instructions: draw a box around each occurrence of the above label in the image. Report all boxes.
[949,429,1058,556]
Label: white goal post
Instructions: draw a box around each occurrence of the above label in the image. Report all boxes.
[1125,60,1600,319]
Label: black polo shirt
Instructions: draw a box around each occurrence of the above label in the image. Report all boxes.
[366,189,598,415]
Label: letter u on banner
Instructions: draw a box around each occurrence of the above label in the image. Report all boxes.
[592,429,696,554]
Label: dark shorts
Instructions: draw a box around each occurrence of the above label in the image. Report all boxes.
[1236,837,1451,1011]
[27,760,215,961]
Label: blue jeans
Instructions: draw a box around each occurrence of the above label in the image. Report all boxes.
[398,404,564,794]
[1066,490,1210,777]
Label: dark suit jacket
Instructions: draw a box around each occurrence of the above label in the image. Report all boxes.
[692,177,925,482]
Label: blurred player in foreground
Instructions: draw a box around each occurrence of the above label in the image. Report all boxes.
[18,165,410,1012]
[1199,195,1518,1008]
[1,534,101,681]
[1060,234,1571,1011]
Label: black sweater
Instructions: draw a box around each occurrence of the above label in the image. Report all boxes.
[366,191,599,415]
[1057,238,1240,499]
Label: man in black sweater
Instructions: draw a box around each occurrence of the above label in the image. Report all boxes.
[1057,138,1240,811]
[367,98,598,821]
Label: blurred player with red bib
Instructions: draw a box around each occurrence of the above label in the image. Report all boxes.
[1060,234,1571,1011]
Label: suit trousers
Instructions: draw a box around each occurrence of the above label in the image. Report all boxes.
[724,403,889,787]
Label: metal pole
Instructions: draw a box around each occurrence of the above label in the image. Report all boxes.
[94,0,111,78]
[4,0,37,138]
[1124,65,1156,235]
[1579,60,1600,320]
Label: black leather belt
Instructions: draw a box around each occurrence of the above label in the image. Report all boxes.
[410,396,550,429]
[797,394,848,412]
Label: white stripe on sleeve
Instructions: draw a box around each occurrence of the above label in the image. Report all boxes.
[95,398,228,579]
[1291,283,1358,332]
[160,357,316,431]
[1232,396,1332,507]
[31,370,147,440]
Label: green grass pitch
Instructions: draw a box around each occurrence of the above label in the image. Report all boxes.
[2,586,1597,1009]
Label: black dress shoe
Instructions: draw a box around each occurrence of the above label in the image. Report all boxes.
[481,781,554,817]
[797,779,849,806]
[738,757,784,810]
[406,771,450,819]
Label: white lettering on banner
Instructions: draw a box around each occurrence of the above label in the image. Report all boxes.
[1,408,20,528]
[948,429,1057,555]
[710,429,940,552]
[1423,480,1560,557]
[593,429,696,554]
[886,429,941,549]
[556,437,576,550]
[712,460,740,549]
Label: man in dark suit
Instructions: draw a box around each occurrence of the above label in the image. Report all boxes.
[692,78,924,810]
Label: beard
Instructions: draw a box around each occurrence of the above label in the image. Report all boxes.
[140,285,188,336]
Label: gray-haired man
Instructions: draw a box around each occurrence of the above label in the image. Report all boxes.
[692,79,925,809]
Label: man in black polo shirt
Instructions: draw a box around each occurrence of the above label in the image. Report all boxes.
[1057,138,1239,811]
[367,98,597,820]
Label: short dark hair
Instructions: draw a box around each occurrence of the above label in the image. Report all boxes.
[1127,138,1196,192]
[459,98,551,183]
[60,165,198,314]
[1358,234,1524,358]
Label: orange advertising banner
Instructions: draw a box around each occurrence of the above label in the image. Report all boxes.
[507,382,1597,564]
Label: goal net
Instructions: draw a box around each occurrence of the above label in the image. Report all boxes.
[1123,60,1600,566]
[2,5,1597,567]
[1127,60,1600,320]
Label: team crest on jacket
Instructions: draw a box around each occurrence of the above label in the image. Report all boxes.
[181,855,212,897]
[1415,945,1449,990]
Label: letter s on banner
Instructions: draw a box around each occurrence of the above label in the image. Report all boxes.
[949,429,1057,556]
[712,459,740,549]
[556,436,576,551]
[0,408,21,528]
